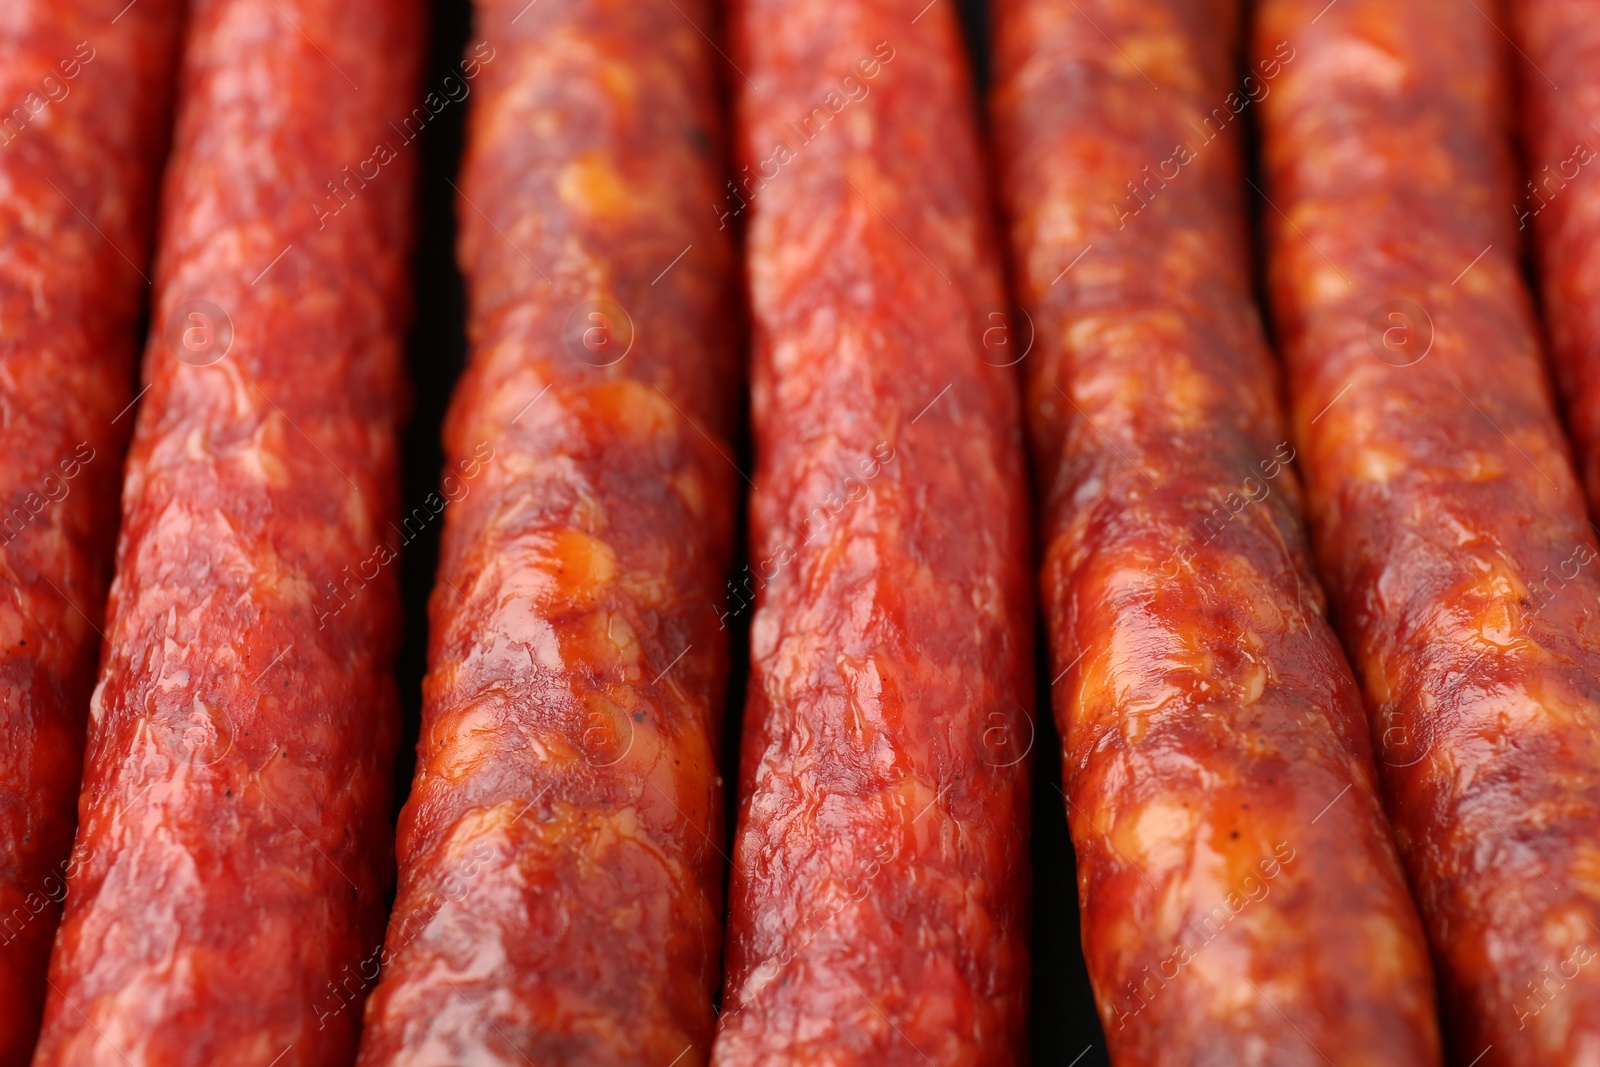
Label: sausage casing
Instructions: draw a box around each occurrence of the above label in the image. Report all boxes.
[0,4,181,1063]
[31,0,421,1063]
[988,0,1443,1062]
[1258,0,1600,1059]
[353,2,740,1064]
[1514,4,1600,515]
[712,2,1035,1063]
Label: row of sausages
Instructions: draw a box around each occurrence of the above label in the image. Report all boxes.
[2,0,1599,1064]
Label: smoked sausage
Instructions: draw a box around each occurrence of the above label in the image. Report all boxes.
[988,0,1443,1062]
[1513,3,1600,515]
[0,3,180,1063]
[31,0,421,1063]
[712,2,1035,1063]
[354,1,740,1064]
[1257,0,1600,1060]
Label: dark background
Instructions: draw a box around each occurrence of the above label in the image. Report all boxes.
[401,1,1109,1061]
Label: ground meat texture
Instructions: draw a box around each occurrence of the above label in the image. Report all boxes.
[352,2,740,1065]
[711,2,1035,1064]
[0,3,180,1063]
[987,1,1443,1063]
[29,1,421,1065]
[1514,4,1600,518]
[1256,0,1600,1061]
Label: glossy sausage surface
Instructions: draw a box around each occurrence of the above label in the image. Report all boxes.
[1515,2,1600,512]
[712,2,1034,1063]
[989,0,1442,1062]
[354,1,740,1064]
[32,0,421,1063]
[1258,0,1600,1060]
[0,3,181,1062]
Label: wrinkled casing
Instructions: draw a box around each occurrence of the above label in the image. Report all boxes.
[713,2,1035,1064]
[32,0,420,1063]
[1517,8,1600,516]
[1258,0,1600,1060]
[354,1,740,1064]
[0,3,180,1062]
[989,0,1443,1062]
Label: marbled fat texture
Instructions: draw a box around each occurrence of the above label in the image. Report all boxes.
[989,0,1442,1062]
[0,2,181,1062]
[32,0,420,1063]
[1516,3,1600,517]
[1259,0,1600,1061]
[355,1,740,1064]
[712,1,1035,1064]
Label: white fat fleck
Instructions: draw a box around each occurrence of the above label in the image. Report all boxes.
[751,607,779,660]
[1305,38,1406,94]
[529,617,563,672]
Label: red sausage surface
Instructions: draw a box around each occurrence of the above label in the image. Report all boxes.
[353,2,740,1064]
[988,0,1442,1062]
[31,0,421,1063]
[1258,0,1600,1060]
[712,2,1035,1063]
[1515,2,1600,512]
[0,3,181,1062]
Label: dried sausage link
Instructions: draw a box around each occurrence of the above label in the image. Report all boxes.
[1258,0,1600,1060]
[1514,6,1600,517]
[354,1,740,1064]
[712,2,1035,1063]
[0,3,181,1063]
[31,0,421,1063]
[988,0,1443,1062]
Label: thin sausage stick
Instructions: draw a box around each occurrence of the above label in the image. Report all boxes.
[1258,0,1600,1060]
[354,1,741,1064]
[1514,3,1600,514]
[1506,0,1600,1050]
[32,0,421,1063]
[712,2,1035,1063]
[989,0,1443,1062]
[0,3,181,1063]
